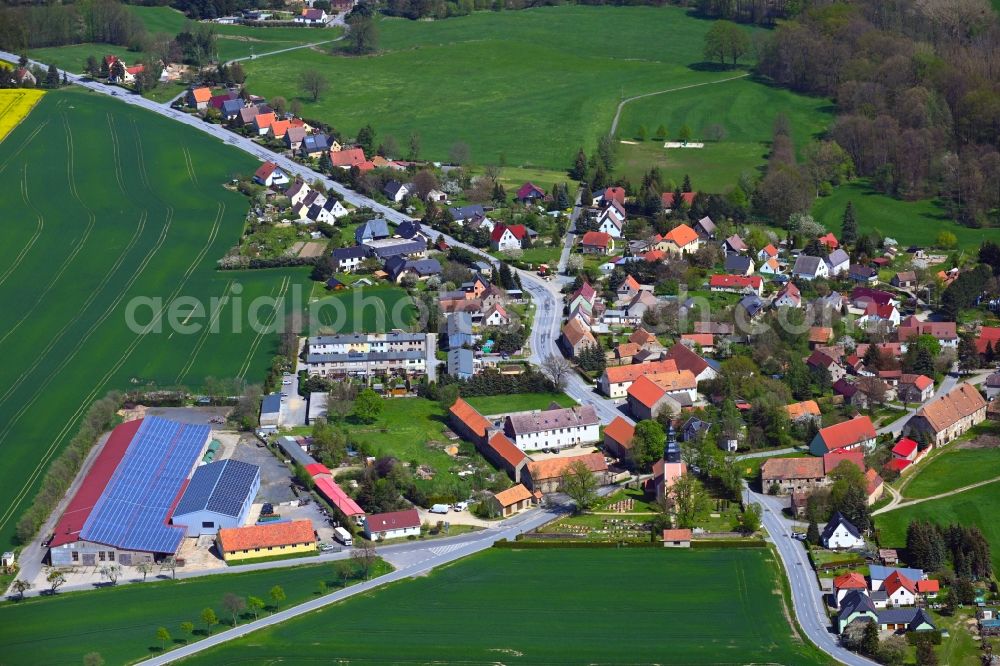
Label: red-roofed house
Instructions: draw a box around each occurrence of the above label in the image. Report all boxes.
[891,437,920,462]
[761,457,826,494]
[823,449,864,475]
[330,147,367,169]
[818,232,839,250]
[809,416,877,456]
[515,182,546,204]
[491,224,528,252]
[363,509,421,540]
[598,359,678,397]
[659,223,701,255]
[482,431,530,483]
[253,161,289,187]
[580,230,614,255]
[916,579,940,598]
[253,112,277,135]
[187,86,212,110]
[904,382,987,447]
[897,316,958,348]
[899,374,934,403]
[681,333,714,352]
[709,274,763,295]
[661,191,697,211]
[217,520,316,562]
[603,416,635,459]
[662,529,692,548]
[884,571,917,606]
[491,484,535,517]
[664,341,717,383]
[976,327,1000,355]
[626,373,689,420]
[865,468,884,505]
[449,398,492,446]
[595,186,625,207]
[834,572,868,604]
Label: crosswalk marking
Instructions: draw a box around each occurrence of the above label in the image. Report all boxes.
[429,543,465,557]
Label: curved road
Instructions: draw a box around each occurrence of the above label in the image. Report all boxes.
[3,54,877,664]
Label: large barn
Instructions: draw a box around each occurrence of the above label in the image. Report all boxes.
[171,458,260,537]
[49,417,211,566]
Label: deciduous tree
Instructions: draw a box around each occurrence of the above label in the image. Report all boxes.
[299,69,329,103]
[561,460,599,512]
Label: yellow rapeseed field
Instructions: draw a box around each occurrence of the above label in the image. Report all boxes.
[0,89,45,142]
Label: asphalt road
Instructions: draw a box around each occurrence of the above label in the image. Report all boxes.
[750,488,878,666]
[3,55,885,663]
[140,504,567,665]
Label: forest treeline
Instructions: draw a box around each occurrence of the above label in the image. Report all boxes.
[757,0,1000,228]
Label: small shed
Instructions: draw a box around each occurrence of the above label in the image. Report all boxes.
[662,529,692,548]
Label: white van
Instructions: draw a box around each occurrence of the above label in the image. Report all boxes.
[333,526,353,546]
[430,503,450,514]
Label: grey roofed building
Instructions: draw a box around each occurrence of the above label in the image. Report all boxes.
[447,347,475,379]
[383,180,409,201]
[396,220,424,240]
[365,238,426,261]
[355,218,391,244]
[386,257,441,281]
[681,417,712,442]
[306,349,427,364]
[310,331,426,346]
[260,393,281,427]
[238,106,259,125]
[275,435,313,467]
[739,294,765,318]
[300,134,331,154]
[220,98,244,119]
[332,246,367,260]
[793,255,825,278]
[694,215,716,237]
[826,248,850,268]
[447,311,475,349]
[869,565,925,583]
[448,204,485,222]
[724,255,753,274]
[172,459,260,536]
[504,405,599,436]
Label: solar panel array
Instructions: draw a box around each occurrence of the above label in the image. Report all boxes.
[80,416,210,554]
[175,459,259,519]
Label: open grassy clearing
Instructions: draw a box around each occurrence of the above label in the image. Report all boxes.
[877,481,1000,575]
[0,560,388,665]
[464,392,575,415]
[616,76,834,191]
[0,88,312,549]
[812,179,989,251]
[31,6,340,73]
[312,285,417,333]
[241,6,761,170]
[181,547,831,665]
[903,445,1000,499]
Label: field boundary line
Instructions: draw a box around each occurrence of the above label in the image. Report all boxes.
[873,474,1000,516]
[0,117,48,175]
[0,164,44,289]
[0,114,97,345]
[175,280,234,384]
[608,72,750,136]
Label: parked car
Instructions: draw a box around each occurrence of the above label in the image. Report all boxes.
[430,503,450,514]
[453,501,469,512]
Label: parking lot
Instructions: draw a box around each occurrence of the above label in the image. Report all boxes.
[230,436,297,504]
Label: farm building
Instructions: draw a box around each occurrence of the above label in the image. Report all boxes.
[171,459,260,537]
[363,509,421,540]
[216,520,317,563]
[809,416,877,456]
[259,393,281,428]
[49,417,211,566]
[503,405,600,452]
[662,529,692,548]
[525,453,609,495]
[903,382,987,447]
[491,484,535,517]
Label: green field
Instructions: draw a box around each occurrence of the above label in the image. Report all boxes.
[241,6,764,170]
[181,548,831,665]
[877,481,1000,575]
[616,76,834,190]
[0,89,311,549]
[0,561,385,665]
[902,446,1000,499]
[31,6,341,72]
[313,285,417,333]
[464,392,575,415]
[813,180,991,251]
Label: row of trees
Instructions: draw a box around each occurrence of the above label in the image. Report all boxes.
[0,0,145,52]
[906,520,993,580]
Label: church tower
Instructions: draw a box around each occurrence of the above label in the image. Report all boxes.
[664,422,682,464]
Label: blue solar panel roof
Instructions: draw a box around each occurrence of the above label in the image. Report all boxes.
[173,459,259,519]
[80,416,210,554]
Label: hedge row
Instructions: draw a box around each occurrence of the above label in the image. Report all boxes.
[493,538,767,550]
[691,539,766,549]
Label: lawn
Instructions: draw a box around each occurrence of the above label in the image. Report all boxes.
[0,88,313,549]
[312,285,418,333]
[876,481,1000,575]
[902,445,1000,499]
[812,179,990,251]
[616,76,834,191]
[0,560,388,665]
[181,547,831,665]
[31,6,342,72]
[464,392,575,415]
[241,6,765,171]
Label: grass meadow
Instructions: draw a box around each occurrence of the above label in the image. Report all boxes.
[180,548,831,665]
[241,6,768,171]
[313,285,417,332]
[464,392,574,415]
[902,446,1000,499]
[0,561,386,665]
[616,76,834,191]
[0,88,311,549]
[31,6,341,72]
[812,179,991,251]
[877,482,1000,575]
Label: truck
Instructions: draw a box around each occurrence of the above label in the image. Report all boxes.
[333,526,353,546]
[430,503,450,514]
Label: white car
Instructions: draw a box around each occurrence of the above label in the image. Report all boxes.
[453,501,469,512]
[282,379,292,385]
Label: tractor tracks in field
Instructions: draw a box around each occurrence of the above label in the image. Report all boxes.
[236,276,290,380]
[0,165,44,290]
[0,115,98,346]
[608,73,750,137]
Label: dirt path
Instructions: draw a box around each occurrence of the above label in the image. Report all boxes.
[873,474,1000,516]
[608,73,749,136]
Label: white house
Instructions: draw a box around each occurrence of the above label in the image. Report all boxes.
[826,248,851,277]
[792,255,829,281]
[253,162,289,188]
[331,246,367,272]
[171,459,260,537]
[490,224,527,252]
[503,405,600,452]
[884,572,917,607]
[482,304,509,327]
[363,509,421,540]
[821,511,865,549]
[286,181,312,207]
[596,202,626,237]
